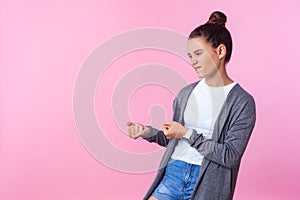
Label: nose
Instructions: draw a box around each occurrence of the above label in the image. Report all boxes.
[190,56,198,67]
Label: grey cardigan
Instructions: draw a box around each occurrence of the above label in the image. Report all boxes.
[142,80,256,200]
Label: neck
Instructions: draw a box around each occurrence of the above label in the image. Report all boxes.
[204,65,233,87]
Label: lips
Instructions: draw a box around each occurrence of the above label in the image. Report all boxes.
[194,66,202,71]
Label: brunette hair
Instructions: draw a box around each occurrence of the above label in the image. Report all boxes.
[188,11,233,63]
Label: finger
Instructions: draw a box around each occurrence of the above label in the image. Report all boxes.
[174,123,180,133]
[127,121,135,126]
[163,123,171,132]
[163,126,170,137]
[127,125,131,133]
[128,127,134,138]
[130,134,138,139]
[128,124,134,133]
[129,128,138,139]
[134,126,142,139]
[130,132,137,139]
[163,130,168,137]
[164,124,174,132]
[142,127,148,134]
[129,133,133,138]
[163,121,172,126]
[134,125,139,135]
[130,125,137,137]
[135,125,140,134]
[139,125,143,133]
[165,132,171,139]
[139,126,145,137]
[128,126,134,137]
[162,125,168,132]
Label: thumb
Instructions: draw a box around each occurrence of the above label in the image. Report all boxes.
[127,121,135,126]
[163,121,173,126]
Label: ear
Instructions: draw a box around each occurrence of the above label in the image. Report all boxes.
[217,44,226,60]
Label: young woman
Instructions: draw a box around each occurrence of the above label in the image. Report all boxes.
[127,11,256,200]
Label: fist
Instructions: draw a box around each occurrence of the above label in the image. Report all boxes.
[163,121,188,139]
[127,121,149,139]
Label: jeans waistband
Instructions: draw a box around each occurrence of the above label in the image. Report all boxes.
[168,158,201,167]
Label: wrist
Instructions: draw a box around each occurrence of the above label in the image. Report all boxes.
[179,126,188,138]
[141,125,150,137]
[183,128,193,139]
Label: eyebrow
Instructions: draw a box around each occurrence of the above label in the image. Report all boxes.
[187,49,204,56]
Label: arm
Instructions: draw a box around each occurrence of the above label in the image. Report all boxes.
[141,97,180,147]
[141,126,169,147]
[185,97,256,168]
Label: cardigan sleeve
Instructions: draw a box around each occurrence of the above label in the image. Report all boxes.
[186,96,256,168]
[141,126,169,147]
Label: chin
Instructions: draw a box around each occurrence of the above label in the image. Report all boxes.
[196,73,205,79]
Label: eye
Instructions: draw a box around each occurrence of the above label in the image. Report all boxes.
[196,52,202,56]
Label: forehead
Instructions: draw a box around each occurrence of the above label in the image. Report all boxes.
[187,37,209,52]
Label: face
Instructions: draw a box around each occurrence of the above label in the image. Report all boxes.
[187,37,223,79]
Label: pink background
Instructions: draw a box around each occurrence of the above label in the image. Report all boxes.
[1,0,300,199]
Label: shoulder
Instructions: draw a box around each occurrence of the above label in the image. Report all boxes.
[177,80,200,97]
[228,83,256,111]
[230,83,254,100]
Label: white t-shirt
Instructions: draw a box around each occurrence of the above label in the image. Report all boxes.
[171,79,237,165]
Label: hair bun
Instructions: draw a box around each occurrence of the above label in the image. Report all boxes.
[207,11,227,27]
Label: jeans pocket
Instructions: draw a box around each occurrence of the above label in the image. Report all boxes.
[157,182,177,199]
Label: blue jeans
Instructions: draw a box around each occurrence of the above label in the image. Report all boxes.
[152,159,201,200]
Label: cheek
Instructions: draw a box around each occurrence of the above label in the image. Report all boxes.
[201,54,215,67]
[206,53,220,68]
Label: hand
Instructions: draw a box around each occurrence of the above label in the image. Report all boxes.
[127,121,150,139]
[163,121,188,139]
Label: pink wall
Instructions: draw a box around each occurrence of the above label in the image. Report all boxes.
[1,0,300,199]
